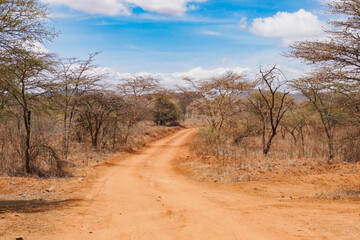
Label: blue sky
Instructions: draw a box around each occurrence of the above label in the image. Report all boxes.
[42,0,329,86]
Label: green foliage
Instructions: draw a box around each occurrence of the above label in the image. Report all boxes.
[153,96,180,125]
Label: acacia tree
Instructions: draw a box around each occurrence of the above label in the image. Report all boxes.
[280,102,311,156]
[184,72,252,138]
[248,66,294,155]
[287,0,360,117]
[50,53,103,159]
[0,49,54,173]
[153,96,180,125]
[76,91,118,148]
[117,75,161,143]
[292,70,346,162]
[0,0,56,118]
[176,91,194,119]
[0,0,56,51]
[0,0,57,175]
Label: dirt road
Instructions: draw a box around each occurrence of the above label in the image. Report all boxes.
[8,128,359,240]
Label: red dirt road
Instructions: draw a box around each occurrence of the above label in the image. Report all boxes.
[3,128,360,239]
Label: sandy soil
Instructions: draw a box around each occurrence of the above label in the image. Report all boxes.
[1,128,359,239]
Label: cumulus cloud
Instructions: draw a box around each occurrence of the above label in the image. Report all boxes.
[96,63,309,89]
[128,0,206,17]
[43,0,131,16]
[21,41,50,54]
[318,0,340,4]
[249,9,324,44]
[43,0,207,17]
[100,66,250,87]
[172,66,249,80]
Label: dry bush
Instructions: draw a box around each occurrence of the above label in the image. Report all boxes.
[341,139,360,163]
[0,112,68,177]
[337,127,360,163]
[185,116,360,184]
[0,105,179,177]
[183,139,360,184]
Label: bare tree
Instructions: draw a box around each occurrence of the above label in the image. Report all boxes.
[117,75,161,143]
[248,66,293,155]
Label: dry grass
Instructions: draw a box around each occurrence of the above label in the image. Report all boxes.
[0,117,182,177]
[318,186,360,200]
[191,128,336,162]
[176,154,359,183]
[174,128,360,200]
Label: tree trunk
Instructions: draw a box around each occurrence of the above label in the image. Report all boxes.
[324,127,334,163]
[263,130,276,155]
[328,140,334,163]
[24,110,31,174]
[63,110,74,161]
[63,111,68,160]
[299,128,305,157]
[261,120,266,153]
[281,127,286,139]
[112,117,118,148]
[289,131,297,145]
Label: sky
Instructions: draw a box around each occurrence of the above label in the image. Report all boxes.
[41,0,330,86]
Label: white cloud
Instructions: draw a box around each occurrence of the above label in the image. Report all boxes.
[43,0,131,16]
[128,0,206,17]
[96,63,310,89]
[172,66,249,80]
[249,9,324,44]
[202,30,221,36]
[49,12,77,19]
[22,41,49,54]
[43,0,207,17]
[238,16,248,30]
[318,0,340,4]
[100,66,250,88]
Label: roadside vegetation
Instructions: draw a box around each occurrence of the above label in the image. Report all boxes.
[0,0,185,177]
[176,0,360,199]
[0,0,359,203]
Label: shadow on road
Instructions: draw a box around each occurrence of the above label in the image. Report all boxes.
[0,198,81,213]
